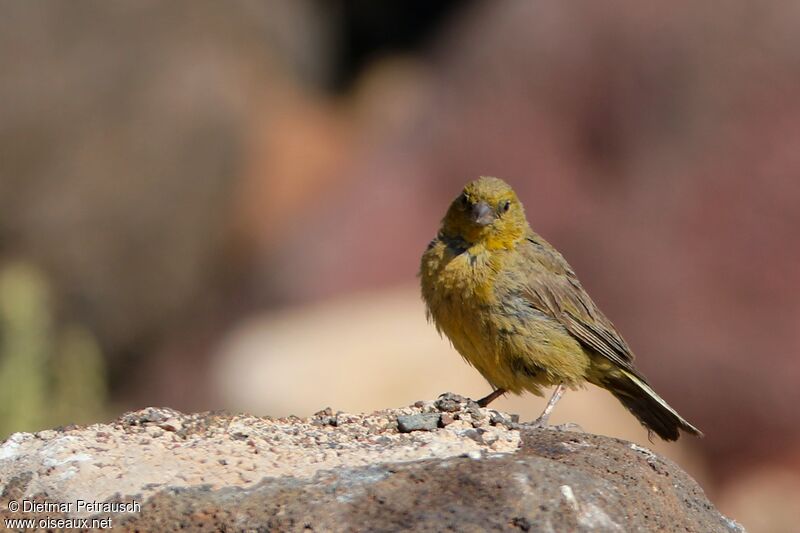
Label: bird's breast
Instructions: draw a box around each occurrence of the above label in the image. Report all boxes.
[424,244,498,309]
[421,242,504,363]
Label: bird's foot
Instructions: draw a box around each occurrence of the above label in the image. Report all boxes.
[476,388,507,407]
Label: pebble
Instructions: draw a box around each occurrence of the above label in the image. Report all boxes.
[397,413,441,433]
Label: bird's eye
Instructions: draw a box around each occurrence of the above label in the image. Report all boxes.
[460,194,469,209]
[502,200,511,212]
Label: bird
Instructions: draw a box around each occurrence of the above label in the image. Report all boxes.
[419,176,702,441]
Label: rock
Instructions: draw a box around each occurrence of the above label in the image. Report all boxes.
[0,399,744,532]
[434,392,481,413]
[396,413,441,432]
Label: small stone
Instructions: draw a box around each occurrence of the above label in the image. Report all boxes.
[464,403,485,421]
[121,407,179,426]
[479,429,499,445]
[446,420,473,430]
[311,415,337,427]
[490,411,517,427]
[311,408,336,426]
[440,413,455,426]
[158,418,182,432]
[460,429,482,442]
[510,517,532,531]
[335,415,358,426]
[314,407,334,417]
[397,413,441,433]
[434,393,467,412]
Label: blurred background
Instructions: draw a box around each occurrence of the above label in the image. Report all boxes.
[1,1,799,530]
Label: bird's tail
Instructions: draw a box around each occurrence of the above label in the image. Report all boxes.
[602,369,702,441]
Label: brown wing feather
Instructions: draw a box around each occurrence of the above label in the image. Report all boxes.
[517,234,643,378]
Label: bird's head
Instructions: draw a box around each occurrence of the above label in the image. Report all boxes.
[440,177,528,249]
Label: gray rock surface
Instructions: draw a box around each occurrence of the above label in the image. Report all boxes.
[0,395,744,532]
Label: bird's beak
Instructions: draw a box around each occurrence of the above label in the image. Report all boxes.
[470,201,494,226]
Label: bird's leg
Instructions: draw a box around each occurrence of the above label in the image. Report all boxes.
[476,388,506,407]
[531,384,566,427]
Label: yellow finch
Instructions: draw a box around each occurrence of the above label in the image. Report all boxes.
[420,177,701,441]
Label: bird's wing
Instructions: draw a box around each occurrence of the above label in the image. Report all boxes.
[513,234,641,376]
